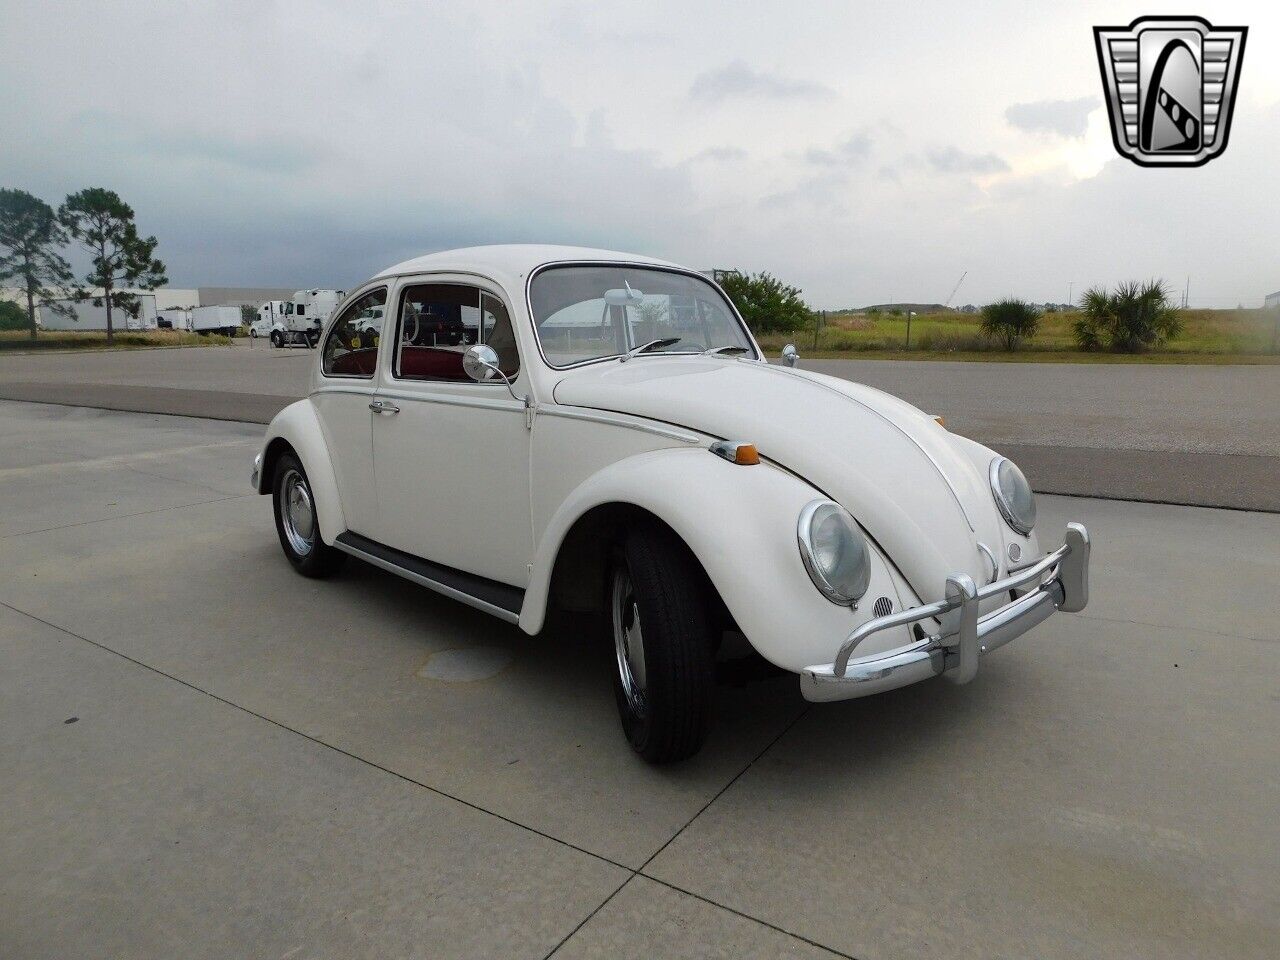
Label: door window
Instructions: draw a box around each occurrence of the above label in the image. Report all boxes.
[322,287,387,378]
[395,284,520,382]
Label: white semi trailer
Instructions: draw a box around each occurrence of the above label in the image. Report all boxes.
[272,289,344,348]
[190,305,242,336]
[37,296,158,331]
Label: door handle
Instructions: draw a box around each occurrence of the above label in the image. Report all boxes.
[368,399,400,414]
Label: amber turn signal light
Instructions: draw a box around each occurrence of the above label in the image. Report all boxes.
[709,440,760,465]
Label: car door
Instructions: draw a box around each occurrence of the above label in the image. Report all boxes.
[311,286,389,536]
[371,278,533,588]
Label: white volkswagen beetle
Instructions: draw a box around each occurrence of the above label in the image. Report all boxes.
[252,245,1090,762]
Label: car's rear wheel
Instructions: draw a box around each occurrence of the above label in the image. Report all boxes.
[270,330,283,348]
[608,522,714,763]
[272,452,345,578]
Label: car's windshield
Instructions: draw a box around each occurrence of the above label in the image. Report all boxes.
[529,265,755,367]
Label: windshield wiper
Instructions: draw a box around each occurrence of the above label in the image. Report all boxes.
[703,345,750,356]
[619,337,681,362]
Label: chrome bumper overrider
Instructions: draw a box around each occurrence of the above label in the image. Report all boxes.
[250,453,262,491]
[800,523,1090,702]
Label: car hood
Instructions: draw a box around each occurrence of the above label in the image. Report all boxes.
[552,357,1009,602]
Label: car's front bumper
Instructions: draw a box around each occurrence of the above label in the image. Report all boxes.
[800,523,1089,702]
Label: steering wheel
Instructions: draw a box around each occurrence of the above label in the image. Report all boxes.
[401,312,419,344]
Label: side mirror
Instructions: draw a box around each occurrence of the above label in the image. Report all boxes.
[463,343,529,416]
[781,343,799,368]
[463,343,502,382]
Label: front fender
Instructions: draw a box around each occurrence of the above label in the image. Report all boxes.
[520,448,911,672]
[256,399,345,545]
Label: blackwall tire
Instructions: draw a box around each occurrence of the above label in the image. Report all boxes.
[608,522,715,763]
[272,452,345,578]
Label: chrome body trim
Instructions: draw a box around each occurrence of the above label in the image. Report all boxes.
[250,452,262,491]
[976,541,999,584]
[370,387,527,415]
[330,538,522,625]
[538,405,703,444]
[800,523,1090,702]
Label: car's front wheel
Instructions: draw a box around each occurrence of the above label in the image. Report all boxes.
[272,452,345,578]
[609,523,715,763]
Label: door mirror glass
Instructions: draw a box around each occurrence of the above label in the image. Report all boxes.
[463,344,501,382]
[782,343,799,367]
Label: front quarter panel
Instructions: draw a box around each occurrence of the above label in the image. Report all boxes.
[256,399,345,545]
[520,448,912,672]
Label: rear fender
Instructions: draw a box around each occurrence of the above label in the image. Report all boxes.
[256,399,345,545]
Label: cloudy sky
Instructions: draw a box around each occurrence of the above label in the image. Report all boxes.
[2,0,1277,307]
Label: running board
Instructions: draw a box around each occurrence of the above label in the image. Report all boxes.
[333,532,524,624]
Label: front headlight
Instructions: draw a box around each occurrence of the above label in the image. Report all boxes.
[797,500,871,606]
[990,456,1036,535]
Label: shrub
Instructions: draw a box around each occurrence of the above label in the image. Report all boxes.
[719,270,811,333]
[980,298,1040,351]
[1075,280,1181,352]
[0,299,26,330]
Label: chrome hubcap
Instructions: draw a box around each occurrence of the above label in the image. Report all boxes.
[281,469,315,556]
[611,567,647,716]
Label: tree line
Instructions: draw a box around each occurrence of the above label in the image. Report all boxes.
[0,187,166,343]
[718,270,1184,354]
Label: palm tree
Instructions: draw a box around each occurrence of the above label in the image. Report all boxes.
[1074,280,1181,353]
[980,299,1040,351]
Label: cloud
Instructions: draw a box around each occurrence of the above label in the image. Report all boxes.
[691,146,748,162]
[805,132,872,166]
[925,146,1009,174]
[1004,97,1100,138]
[689,61,834,102]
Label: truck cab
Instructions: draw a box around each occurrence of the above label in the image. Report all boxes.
[272,290,345,348]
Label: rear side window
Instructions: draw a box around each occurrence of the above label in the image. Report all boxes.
[395,284,520,382]
[322,288,388,378]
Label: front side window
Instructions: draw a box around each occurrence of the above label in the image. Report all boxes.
[322,287,387,378]
[529,265,755,368]
[395,284,520,382]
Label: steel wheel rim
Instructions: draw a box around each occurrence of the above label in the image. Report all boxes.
[611,566,647,717]
[281,469,316,556]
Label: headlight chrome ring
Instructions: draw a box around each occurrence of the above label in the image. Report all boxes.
[990,456,1036,536]
[797,499,872,607]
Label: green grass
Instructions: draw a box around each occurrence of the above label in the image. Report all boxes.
[0,329,234,352]
[754,309,1280,363]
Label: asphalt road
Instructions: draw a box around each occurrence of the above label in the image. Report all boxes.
[0,344,1277,510]
[2,400,1277,958]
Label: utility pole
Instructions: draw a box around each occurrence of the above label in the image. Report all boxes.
[1067,281,1074,306]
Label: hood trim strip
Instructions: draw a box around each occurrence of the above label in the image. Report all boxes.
[541,405,703,444]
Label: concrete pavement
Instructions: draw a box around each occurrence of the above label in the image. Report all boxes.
[2,400,1277,958]
[0,346,1276,510]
